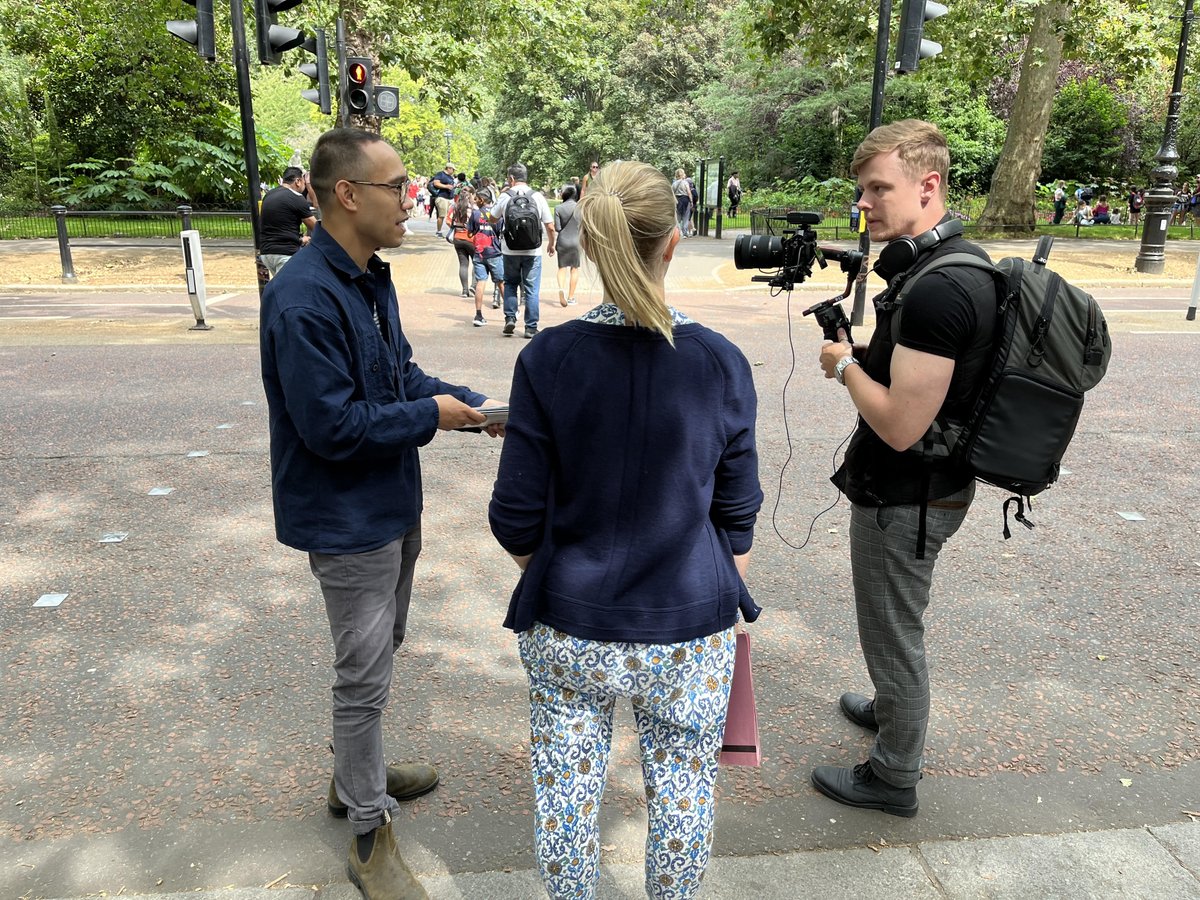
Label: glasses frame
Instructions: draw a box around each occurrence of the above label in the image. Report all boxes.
[346,179,411,201]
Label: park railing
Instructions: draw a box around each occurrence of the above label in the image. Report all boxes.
[0,206,254,241]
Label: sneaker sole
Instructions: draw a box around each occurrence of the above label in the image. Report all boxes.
[474,320,486,327]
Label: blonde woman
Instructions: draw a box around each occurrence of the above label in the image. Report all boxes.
[489,161,762,900]
[671,167,693,238]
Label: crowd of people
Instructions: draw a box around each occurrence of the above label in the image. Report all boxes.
[257,120,1053,900]
[1051,179,1200,228]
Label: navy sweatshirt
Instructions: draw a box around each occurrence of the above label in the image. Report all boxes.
[489,317,763,643]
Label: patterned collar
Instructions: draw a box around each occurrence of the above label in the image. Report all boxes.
[577,302,695,326]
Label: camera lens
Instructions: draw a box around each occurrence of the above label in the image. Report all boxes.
[734,234,784,270]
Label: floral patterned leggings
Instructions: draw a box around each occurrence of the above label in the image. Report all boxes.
[518,622,737,900]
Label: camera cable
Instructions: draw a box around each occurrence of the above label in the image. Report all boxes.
[770,286,856,551]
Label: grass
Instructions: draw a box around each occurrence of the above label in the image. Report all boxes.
[0,213,253,241]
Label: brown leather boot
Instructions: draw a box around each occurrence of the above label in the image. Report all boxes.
[346,816,428,900]
[328,763,440,817]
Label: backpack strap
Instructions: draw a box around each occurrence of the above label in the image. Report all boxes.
[893,252,999,305]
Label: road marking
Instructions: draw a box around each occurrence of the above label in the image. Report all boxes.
[204,293,239,306]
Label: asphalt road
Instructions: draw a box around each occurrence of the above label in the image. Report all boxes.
[1,233,1197,897]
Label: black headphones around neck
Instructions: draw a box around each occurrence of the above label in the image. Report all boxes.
[872,218,964,282]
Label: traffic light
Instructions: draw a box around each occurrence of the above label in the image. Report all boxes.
[299,30,331,115]
[895,0,948,73]
[344,57,374,117]
[166,0,216,62]
[374,86,400,119]
[255,0,306,65]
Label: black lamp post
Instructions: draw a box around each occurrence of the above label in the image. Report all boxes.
[1135,0,1194,274]
[444,128,453,165]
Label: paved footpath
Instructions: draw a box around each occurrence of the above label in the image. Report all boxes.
[2,224,1198,899]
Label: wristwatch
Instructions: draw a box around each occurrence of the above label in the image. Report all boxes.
[834,355,860,385]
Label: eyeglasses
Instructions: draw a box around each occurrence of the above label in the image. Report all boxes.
[347,179,410,201]
[590,165,599,170]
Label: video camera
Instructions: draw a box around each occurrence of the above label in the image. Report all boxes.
[733,211,864,343]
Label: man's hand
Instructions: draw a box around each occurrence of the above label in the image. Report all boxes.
[480,397,507,438]
[819,328,854,380]
[434,395,486,431]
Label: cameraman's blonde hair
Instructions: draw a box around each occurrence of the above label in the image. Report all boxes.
[578,161,677,344]
[851,119,949,196]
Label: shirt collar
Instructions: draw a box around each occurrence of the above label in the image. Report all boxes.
[309,225,389,281]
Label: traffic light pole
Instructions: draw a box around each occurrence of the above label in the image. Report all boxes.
[336,17,349,127]
[229,0,263,280]
[851,0,892,326]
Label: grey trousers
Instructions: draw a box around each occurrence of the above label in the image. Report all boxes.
[849,485,973,789]
[260,253,293,276]
[309,524,422,834]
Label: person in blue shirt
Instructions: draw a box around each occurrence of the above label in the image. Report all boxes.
[260,128,504,900]
[489,160,762,900]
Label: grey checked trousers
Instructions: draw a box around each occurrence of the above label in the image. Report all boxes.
[849,485,973,788]
[309,524,421,834]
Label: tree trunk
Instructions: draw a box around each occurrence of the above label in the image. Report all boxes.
[977,0,1069,231]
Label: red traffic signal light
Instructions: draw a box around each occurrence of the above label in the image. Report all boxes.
[345,56,374,116]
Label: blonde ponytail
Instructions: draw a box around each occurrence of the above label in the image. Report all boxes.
[577,161,677,345]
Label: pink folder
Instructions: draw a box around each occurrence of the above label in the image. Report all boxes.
[719,631,761,766]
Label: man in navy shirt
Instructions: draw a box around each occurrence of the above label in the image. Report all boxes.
[260,128,503,898]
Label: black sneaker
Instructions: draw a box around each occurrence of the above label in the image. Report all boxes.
[473,313,486,327]
[523,326,538,339]
[810,762,918,818]
[503,317,516,335]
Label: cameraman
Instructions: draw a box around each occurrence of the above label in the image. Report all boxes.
[812,120,997,818]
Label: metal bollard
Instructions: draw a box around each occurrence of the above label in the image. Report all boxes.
[181,229,213,331]
[51,205,77,283]
[177,204,193,233]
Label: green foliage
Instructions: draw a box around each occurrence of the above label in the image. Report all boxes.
[477,0,725,185]
[1042,77,1130,182]
[0,0,234,162]
[48,158,187,210]
[743,174,856,215]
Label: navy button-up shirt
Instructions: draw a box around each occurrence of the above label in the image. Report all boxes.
[261,226,487,554]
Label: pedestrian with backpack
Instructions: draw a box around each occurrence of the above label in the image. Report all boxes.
[490,163,556,339]
[468,191,504,326]
[811,120,1000,819]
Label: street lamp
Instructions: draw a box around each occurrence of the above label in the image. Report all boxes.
[1135,0,1194,274]
[444,128,452,165]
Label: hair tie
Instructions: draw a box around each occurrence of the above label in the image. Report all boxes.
[605,190,624,201]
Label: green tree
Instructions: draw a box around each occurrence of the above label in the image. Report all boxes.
[1041,77,1131,183]
[0,0,233,163]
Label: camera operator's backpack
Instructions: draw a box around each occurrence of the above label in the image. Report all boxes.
[501,190,543,251]
[895,250,1111,537]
